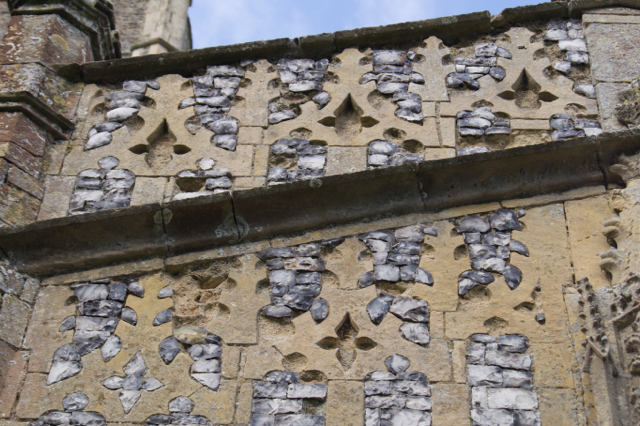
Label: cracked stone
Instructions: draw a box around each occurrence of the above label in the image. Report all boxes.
[101,335,122,362]
[102,376,124,390]
[120,390,141,414]
[386,354,410,374]
[121,307,138,325]
[153,309,173,326]
[468,365,503,387]
[503,265,523,290]
[390,297,429,322]
[400,323,431,344]
[170,396,195,413]
[457,216,490,233]
[310,298,329,321]
[191,373,221,390]
[498,335,529,353]
[367,293,395,325]
[63,392,89,412]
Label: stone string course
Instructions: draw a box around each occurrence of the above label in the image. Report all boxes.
[468,334,541,426]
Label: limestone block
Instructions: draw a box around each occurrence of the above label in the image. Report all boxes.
[530,343,575,388]
[0,294,30,347]
[445,204,573,343]
[203,254,270,345]
[25,286,76,372]
[326,381,364,426]
[430,384,469,425]
[413,220,466,312]
[234,177,265,189]
[37,176,75,221]
[190,380,237,424]
[0,350,27,418]
[595,83,628,132]
[586,23,640,82]
[452,340,467,384]
[409,37,450,102]
[565,195,612,289]
[233,381,253,424]
[440,117,456,148]
[238,126,264,145]
[253,145,270,178]
[0,184,39,226]
[130,177,168,206]
[323,237,372,290]
[510,120,551,130]
[325,147,367,176]
[240,345,283,380]
[538,388,582,426]
[230,60,278,127]
[423,148,455,161]
[43,140,68,176]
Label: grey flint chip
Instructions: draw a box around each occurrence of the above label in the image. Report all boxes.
[367,293,395,325]
[159,337,181,364]
[121,307,137,325]
[63,392,89,412]
[153,309,173,326]
[170,396,195,413]
[386,354,410,374]
[101,335,122,362]
[128,281,145,297]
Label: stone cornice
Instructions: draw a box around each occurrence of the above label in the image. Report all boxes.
[8,0,120,61]
[2,129,639,275]
[69,0,640,84]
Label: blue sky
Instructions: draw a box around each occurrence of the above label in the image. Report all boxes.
[189,0,544,49]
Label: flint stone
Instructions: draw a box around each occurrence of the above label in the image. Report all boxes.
[378,82,409,94]
[380,409,431,425]
[75,284,109,302]
[298,155,326,170]
[462,270,495,285]
[298,145,327,155]
[287,169,322,182]
[567,51,589,64]
[514,411,541,426]
[153,309,172,326]
[391,297,429,323]
[415,269,434,286]
[485,126,511,136]
[473,334,496,343]
[205,177,232,190]
[63,392,89,412]
[361,231,396,244]
[458,117,492,129]
[459,146,489,155]
[373,252,389,265]
[54,344,82,362]
[191,372,221,390]
[209,118,238,135]
[107,107,138,122]
[471,409,513,426]
[458,216,490,233]
[459,278,480,296]
[471,258,506,273]
[503,265,523,290]
[361,73,378,84]
[106,282,128,302]
[252,398,303,415]
[387,253,420,266]
[369,154,390,166]
[124,352,147,376]
[573,84,596,99]
[373,50,407,65]
[322,237,345,248]
[75,316,118,333]
[313,91,330,109]
[128,281,144,297]
[490,210,521,231]
[147,414,172,424]
[392,380,431,396]
[544,28,568,40]
[278,59,315,72]
[251,415,275,426]
[296,272,321,284]
[289,81,323,92]
[101,335,122,362]
[400,323,431,344]
[267,168,287,182]
[476,43,498,57]
[123,374,143,390]
[170,396,195,413]
[47,360,82,385]
[214,135,237,151]
[498,335,529,353]
[487,388,538,410]
[189,344,221,360]
[107,91,144,101]
[71,411,106,426]
[503,369,532,388]
[102,376,124,389]
[80,299,122,317]
[254,382,288,399]
[397,372,427,382]
[158,286,173,299]
[310,298,329,321]
[274,414,324,426]
[397,99,421,113]
[207,65,244,76]
[287,383,327,399]
[263,305,292,318]
[553,61,572,74]
[266,371,300,384]
[469,244,498,260]
[121,307,137,325]
[171,414,210,425]
[60,316,76,332]
[375,265,401,282]
[410,73,425,84]
[86,132,112,150]
[365,380,393,396]
[395,225,424,243]
[285,257,325,271]
[396,109,424,122]
[141,377,164,392]
[559,39,587,52]
[467,66,490,74]
[191,359,221,373]
[386,354,410,374]
[486,351,531,370]
[550,118,573,131]
[468,365,503,387]
[536,313,546,324]
[459,127,484,137]
[368,293,395,324]
[401,265,417,281]
[406,397,432,411]
[366,395,405,409]
[110,98,141,109]
[394,242,421,255]
[369,371,396,381]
